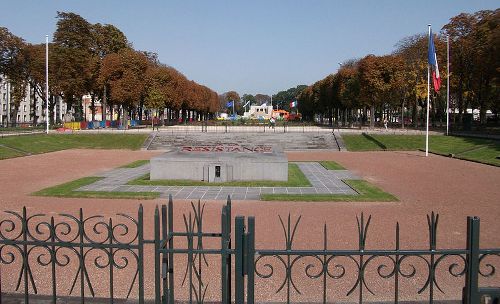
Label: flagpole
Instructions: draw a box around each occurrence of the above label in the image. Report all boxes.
[446,35,450,136]
[45,34,49,135]
[426,25,431,157]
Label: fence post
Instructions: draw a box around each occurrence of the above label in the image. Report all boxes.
[154,206,161,304]
[221,200,233,304]
[168,196,174,304]
[464,216,480,304]
[138,205,144,304]
[247,217,255,304]
[227,196,232,303]
[161,204,168,304]
[235,216,245,304]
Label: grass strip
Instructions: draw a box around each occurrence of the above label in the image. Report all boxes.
[0,134,148,160]
[120,160,150,168]
[261,180,398,202]
[319,161,345,170]
[32,176,159,199]
[343,134,500,166]
[128,163,311,187]
[0,146,25,159]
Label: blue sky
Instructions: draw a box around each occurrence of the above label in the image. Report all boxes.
[1,0,498,95]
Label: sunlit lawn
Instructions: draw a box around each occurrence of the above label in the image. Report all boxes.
[0,134,148,159]
[342,134,500,166]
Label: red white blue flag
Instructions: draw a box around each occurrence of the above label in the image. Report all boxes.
[428,29,441,92]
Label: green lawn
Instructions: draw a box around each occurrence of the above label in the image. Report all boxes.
[32,176,159,199]
[0,145,26,159]
[261,180,398,202]
[0,134,148,159]
[120,160,150,168]
[319,161,345,170]
[129,163,311,187]
[342,134,500,166]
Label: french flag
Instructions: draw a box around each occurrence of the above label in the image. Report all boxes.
[428,29,441,92]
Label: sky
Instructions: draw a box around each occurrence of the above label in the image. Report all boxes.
[1,0,498,96]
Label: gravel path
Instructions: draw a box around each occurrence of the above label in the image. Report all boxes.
[0,149,498,302]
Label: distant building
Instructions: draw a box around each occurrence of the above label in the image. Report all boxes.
[0,76,67,125]
[246,105,273,119]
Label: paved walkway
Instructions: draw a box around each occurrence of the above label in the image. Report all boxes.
[79,162,360,200]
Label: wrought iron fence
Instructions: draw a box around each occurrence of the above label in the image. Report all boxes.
[0,197,499,304]
[0,206,145,304]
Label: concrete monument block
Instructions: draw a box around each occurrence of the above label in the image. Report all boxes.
[150,144,288,182]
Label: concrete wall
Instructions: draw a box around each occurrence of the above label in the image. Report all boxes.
[150,153,288,182]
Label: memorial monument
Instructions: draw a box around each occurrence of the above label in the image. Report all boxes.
[150,144,288,182]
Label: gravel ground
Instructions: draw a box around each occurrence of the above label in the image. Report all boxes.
[0,149,499,302]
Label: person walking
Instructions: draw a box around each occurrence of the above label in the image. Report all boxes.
[269,117,276,129]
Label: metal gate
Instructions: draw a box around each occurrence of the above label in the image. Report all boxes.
[0,196,499,303]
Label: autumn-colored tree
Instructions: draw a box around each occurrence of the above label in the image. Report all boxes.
[99,49,149,125]
[0,28,30,124]
[358,55,404,128]
[221,91,241,114]
[91,23,129,122]
[468,10,499,124]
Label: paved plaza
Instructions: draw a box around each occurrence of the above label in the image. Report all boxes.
[1,149,499,302]
[79,162,360,200]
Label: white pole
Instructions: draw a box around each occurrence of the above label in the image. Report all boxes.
[426,25,431,157]
[45,35,49,134]
[446,35,450,136]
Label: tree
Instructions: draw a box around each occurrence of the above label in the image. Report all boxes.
[272,85,307,112]
[221,91,241,114]
[241,94,256,110]
[0,27,28,125]
[91,23,129,123]
[53,11,95,121]
[99,49,149,126]
[394,34,429,128]
[358,55,404,128]
[254,94,270,105]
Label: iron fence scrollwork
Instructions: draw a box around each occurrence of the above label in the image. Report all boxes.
[0,206,144,304]
[1,197,499,304]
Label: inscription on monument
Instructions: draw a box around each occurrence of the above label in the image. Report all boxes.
[180,144,273,153]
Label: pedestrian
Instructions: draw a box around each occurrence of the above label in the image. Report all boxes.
[383,118,388,130]
[269,117,276,129]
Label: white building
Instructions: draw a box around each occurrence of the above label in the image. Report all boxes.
[244,105,273,120]
[0,77,67,126]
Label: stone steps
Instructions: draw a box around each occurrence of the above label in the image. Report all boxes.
[148,132,340,151]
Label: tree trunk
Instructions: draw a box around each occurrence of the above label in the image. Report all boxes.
[31,83,38,125]
[370,104,375,128]
[413,99,418,129]
[102,85,107,127]
[401,100,405,129]
[91,94,96,122]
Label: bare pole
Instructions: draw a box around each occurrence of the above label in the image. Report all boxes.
[45,35,49,134]
[446,35,450,136]
[426,25,431,157]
